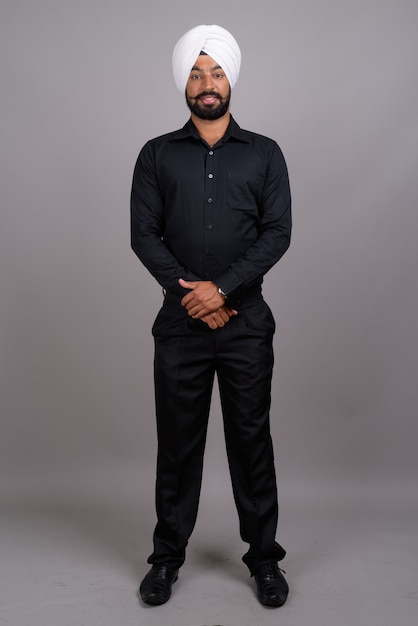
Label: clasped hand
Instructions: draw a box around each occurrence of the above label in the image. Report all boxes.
[179,278,238,329]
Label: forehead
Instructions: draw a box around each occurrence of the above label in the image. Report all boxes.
[191,54,222,71]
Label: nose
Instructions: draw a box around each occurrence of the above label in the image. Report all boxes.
[202,72,215,91]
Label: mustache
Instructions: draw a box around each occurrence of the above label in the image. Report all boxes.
[191,91,226,101]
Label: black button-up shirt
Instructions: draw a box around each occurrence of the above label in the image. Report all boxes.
[131,117,291,300]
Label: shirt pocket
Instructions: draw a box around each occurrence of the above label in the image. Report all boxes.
[227,171,264,212]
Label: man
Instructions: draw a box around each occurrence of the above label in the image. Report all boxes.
[131,24,292,607]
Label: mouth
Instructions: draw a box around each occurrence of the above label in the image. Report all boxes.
[197,93,221,105]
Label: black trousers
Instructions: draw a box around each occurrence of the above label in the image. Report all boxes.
[147,292,286,575]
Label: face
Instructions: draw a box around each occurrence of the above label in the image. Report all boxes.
[185,54,231,120]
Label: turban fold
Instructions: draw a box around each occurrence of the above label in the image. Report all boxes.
[172,24,241,93]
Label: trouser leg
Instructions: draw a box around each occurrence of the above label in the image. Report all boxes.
[216,299,286,574]
[148,308,215,568]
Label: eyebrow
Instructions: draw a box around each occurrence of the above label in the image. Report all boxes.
[191,64,223,72]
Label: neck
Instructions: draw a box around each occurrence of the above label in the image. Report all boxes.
[190,111,231,147]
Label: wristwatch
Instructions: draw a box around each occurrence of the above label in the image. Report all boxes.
[218,286,227,299]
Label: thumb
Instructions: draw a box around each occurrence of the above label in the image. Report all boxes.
[179,278,196,289]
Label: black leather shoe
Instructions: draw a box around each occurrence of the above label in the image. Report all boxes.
[139,564,179,605]
[253,563,289,607]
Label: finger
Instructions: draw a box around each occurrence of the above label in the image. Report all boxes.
[190,307,212,319]
[184,295,206,309]
[181,294,194,307]
[218,310,229,323]
[185,301,199,312]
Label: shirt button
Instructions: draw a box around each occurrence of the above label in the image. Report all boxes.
[209,151,214,155]
[207,224,213,230]
[208,173,214,179]
[208,198,213,203]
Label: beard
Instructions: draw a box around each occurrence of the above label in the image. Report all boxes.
[186,88,231,120]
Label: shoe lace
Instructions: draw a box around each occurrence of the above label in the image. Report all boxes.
[153,565,172,580]
[264,563,286,578]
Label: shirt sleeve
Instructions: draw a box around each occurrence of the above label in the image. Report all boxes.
[130,141,201,297]
[214,141,292,296]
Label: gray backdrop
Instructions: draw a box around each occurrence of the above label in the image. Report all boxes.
[1,0,417,499]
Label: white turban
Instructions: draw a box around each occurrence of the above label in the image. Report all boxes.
[172,24,241,93]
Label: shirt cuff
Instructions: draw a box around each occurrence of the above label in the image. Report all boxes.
[214,269,242,297]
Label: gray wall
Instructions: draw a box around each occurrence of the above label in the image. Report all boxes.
[1,0,417,491]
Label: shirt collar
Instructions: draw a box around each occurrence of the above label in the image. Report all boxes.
[169,116,250,144]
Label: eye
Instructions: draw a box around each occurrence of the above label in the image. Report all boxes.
[190,74,201,80]
[214,73,224,79]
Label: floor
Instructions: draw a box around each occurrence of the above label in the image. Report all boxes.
[1,465,417,626]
